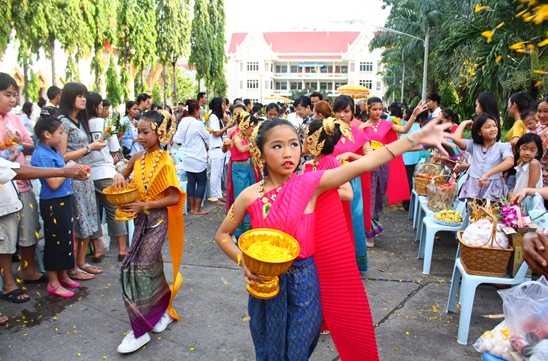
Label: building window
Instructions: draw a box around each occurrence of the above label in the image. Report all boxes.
[290,82,302,90]
[305,82,312,90]
[240,80,243,89]
[350,63,355,72]
[360,62,374,72]
[327,66,333,73]
[264,62,269,72]
[377,61,382,72]
[275,82,288,90]
[247,79,259,89]
[290,65,298,73]
[240,63,243,72]
[341,66,348,74]
[359,80,373,89]
[265,80,269,90]
[335,82,344,89]
[376,81,382,92]
[275,65,288,73]
[327,83,333,91]
[247,62,259,71]
[319,82,328,91]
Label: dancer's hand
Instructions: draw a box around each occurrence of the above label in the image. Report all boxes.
[415,118,454,156]
[112,173,126,191]
[241,257,264,285]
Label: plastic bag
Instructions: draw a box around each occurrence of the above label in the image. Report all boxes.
[427,177,458,212]
[462,219,510,249]
[474,320,524,361]
[97,224,111,253]
[522,193,548,231]
[498,277,548,360]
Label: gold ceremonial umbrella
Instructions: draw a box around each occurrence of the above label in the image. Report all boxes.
[264,95,293,104]
[337,84,370,99]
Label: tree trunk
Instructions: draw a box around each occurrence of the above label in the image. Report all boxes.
[162,66,167,108]
[49,34,56,86]
[172,61,177,104]
[23,59,29,102]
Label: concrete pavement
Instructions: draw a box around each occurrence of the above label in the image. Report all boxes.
[0,203,502,361]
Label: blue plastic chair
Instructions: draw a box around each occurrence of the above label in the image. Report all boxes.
[417,200,469,274]
[446,258,530,345]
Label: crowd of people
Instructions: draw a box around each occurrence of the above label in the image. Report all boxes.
[3,68,548,359]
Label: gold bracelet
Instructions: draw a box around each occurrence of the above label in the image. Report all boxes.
[227,204,238,224]
[385,144,396,159]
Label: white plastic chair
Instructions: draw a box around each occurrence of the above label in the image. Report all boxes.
[418,200,469,274]
[409,188,418,226]
[446,258,530,345]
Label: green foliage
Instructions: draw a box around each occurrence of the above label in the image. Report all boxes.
[207,0,227,96]
[24,72,40,102]
[439,81,458,109]
[409,96,421,107]
[105,54,122,106]
[120,67,131,103]
[0,0,12,57]
[117,0,157,69]
[65,55,79,82]
[152,82,162,105]
[189,0,213,90]
[172,69,197,103]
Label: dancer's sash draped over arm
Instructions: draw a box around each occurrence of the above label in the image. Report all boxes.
[133,151,186,320]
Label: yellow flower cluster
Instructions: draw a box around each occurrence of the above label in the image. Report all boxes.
[370,140,383,150]
[246,241,293,262]
[391,117,402,126]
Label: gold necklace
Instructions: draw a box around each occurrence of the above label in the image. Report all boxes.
[258,177,282,219]
[141,148,164,194]
[370,120,381,133]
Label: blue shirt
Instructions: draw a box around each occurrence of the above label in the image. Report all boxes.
[400,120,421,165]
[31,143,74,200]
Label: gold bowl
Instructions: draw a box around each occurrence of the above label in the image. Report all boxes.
[103,184,140,221]
[238,228,300,299]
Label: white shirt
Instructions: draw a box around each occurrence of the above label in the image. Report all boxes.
[208,114,224,149]
[177,117,209,173]
[88,117,120,180]
[431,107,441,119]
[20,113,35,136]
[0,158,19,185]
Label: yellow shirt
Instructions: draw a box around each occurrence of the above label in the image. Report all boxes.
[505,120,526,143]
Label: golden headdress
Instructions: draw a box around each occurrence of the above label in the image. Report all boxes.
[150,110,176,145]
[306,117,353,157]
[249,123,265,179]
[237,111,252,131]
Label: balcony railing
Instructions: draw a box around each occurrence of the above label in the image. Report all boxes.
[271,73,349,79]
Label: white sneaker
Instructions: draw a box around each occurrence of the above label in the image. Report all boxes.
[117,330,150,353]
[152,311,173,333]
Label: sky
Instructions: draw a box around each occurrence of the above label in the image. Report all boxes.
[225,0,391,34]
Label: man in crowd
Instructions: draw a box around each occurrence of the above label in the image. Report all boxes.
[43,86,61,115]
[101,99,111,119]
[233,98,243,105]
[309,91,323,107]
[243,98,253,113]
[135,93,152,121]
[426,93,442,119]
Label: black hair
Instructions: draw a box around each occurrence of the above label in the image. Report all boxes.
[265,102,280,114]
[472,114,500,144]
[197,92,206,101]
[151,102,159,111]
[46,86,61,101]
[516,133,543,161]
[306,119,343,155]
[183,99,200,117]
[209,97,225,125]
[125,100,138,116]
[235,112,259,130]
[233,98,242,104]
[22,101,33,117]
[37,97,47,108]
[136,93,151,105]
[404,107,414,120]
[333,95,354,113]
[293,95,312,109]
[57,82,88,129]
[309,91,323,100]
[102,99,111,107]
[367,96,383,108]
[243,98,252,106]
[441,109,458,124]
[178,102,184,106]
[521,109,537,122]
[510,92,533,113]
[251,103,262,114]
[85,92,103,119]
[427,93,441,105]
[388,102,403,118]
[255,118,300,155]
[34,114,63,143]
[0,72,18,92]
[232,103,246,113]
[140,110,174,136]
[477,91,500,123]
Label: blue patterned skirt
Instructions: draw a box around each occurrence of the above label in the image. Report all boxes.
[349,177,368,271]
[248,257,322,361]
[232,160,254,236]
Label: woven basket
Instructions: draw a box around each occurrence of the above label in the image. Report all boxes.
[414,163,445,196]
[458,207,513,277]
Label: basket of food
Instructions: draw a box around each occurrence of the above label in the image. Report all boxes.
[433,210,464,226]
[458,207,513,277]
[238,228,300,300]
[427,175,458,212]
[414,163,446,196]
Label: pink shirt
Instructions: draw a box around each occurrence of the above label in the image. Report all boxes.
[0,111,33,191]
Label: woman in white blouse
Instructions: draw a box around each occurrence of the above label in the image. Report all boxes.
[173,99,210,215]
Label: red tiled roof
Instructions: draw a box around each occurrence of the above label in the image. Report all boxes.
[228,32,361,55]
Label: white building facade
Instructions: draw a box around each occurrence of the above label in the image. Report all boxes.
[226,30,386,103]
